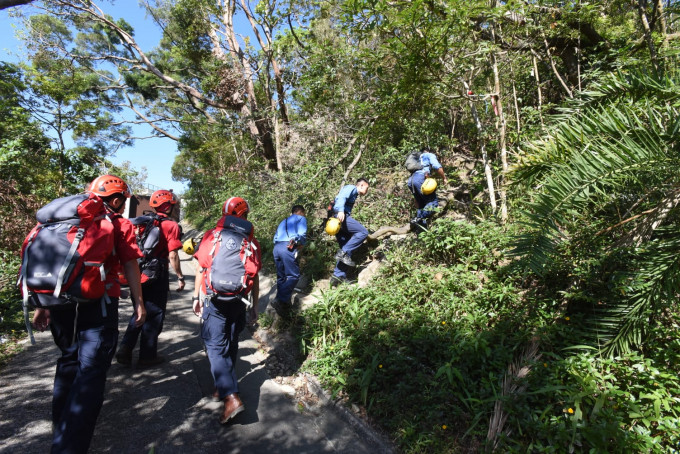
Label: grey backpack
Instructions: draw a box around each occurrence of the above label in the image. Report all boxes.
[404,151,423,172]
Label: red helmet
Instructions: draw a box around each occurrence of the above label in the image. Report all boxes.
[223,197,250,218]
[150,190,177,207]
[88,175,131,198]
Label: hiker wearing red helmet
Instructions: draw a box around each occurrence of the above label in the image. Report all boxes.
[116,189,184,367]
[191,196,262,424]
[30,174,146,453]
[222,196,250,218]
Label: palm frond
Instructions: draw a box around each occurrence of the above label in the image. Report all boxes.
[512,73,680,274]
[608,231,680,355]
[511,67,680,188]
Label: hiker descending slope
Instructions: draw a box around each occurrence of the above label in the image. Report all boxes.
[329,178,370,287]
[117,189,184,367]
[405,147,448,229]
[20,174,146,454]
[191,197,262,424]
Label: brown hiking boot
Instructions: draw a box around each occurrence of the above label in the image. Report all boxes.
[220,393,244,424]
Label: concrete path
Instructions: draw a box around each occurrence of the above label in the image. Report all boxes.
[0,252,391,453]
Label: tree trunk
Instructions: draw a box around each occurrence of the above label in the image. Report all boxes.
[531,54,544,127]
[221,1,277,168]
[239,0,290,126]
[491,50,508,223]
[464,81,496,214]
[540,34,573,98]
[634,0,660,74]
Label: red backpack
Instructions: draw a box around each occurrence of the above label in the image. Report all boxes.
[19,193,116,341]
[199,215,260,300]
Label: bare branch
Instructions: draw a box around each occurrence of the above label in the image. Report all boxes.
[341,140,365,187]
[124,93,180,141]
[54,0,242,111]
[0,0,33,11]
[287,13,307,50]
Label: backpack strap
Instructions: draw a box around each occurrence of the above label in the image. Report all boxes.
[20,228,41,346]
[19,227,41,309]
[53,227,85,298]
[209,229,221,258]
[206,229,221,292]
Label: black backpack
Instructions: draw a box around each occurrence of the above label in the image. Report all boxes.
[404,151,423,172]
[130,214,168,283]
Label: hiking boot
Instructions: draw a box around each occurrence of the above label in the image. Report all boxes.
[334,249,356,267]
[270,298,290,317]
[220,393,244,424]
[410,217,428,233]
[115,344,132,365]
[330,275,351,288]
[137,356,165,367]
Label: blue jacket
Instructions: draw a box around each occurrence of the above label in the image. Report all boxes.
[415,152,442,176]
[273,214,307,244]
[333,185,359,216]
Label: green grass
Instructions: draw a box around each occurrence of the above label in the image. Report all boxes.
[0,251,26,369]
[297,218,680,452]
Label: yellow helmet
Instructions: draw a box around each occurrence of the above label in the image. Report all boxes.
[182,238,197,255]
[325,217,341,235]
[422,177,437,195]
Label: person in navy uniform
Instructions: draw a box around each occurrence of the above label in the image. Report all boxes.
[330,178,370,286]
[31,175,146,454]
[407,147,448,228]
[270,205,307,317]
[116,189,185,367]
[192,197,262,424]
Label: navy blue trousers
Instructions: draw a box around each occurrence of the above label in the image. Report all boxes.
[201,297,246,398]
[333,215,368,279]
[407,172,438,219]
[49,298,119,454]
[273,241,301,304]
[120,268,169,360]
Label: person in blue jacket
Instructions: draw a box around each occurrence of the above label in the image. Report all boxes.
[407,147,448,229]
[271,205,307,317]
[330,178,370,286]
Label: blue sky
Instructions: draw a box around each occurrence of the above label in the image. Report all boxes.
[0,4,185,192]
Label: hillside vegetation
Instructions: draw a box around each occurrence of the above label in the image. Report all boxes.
[1,0,680,451]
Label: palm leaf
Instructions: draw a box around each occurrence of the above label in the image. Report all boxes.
[512,71,680,274]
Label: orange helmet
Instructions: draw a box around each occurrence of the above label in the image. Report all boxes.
[150,190,177,207]
[223,197,250,218]
[88,175,131,198]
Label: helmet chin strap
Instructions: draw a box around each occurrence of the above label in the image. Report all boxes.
[156,203,172,214]
[102,194,125,213]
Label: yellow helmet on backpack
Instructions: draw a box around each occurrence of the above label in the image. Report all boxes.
[422,178,437,195]
[183,238,197,255]
[325,217,341,236]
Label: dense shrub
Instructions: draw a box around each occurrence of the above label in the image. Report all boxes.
[299,218,680,452]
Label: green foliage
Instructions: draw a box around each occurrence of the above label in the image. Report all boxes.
[504,351,680,452]
[511,66,680,355]
[299,217,680,451]
[0,251,24,368]
[419,219,512,271]
[301,219,527,452]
